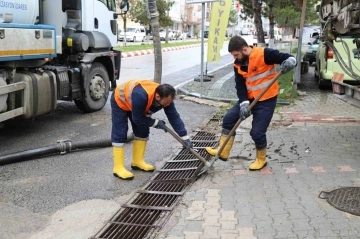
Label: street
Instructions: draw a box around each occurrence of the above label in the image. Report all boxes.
[1,45,360,239]
[0,46,228,239]
[119,42,232,85]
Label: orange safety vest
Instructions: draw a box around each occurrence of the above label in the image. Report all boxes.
[234,47,278,101]
[114,80,159,112]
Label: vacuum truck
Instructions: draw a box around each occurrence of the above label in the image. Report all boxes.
[0,0,121,123]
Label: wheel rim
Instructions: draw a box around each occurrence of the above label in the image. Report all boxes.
[89,75,106,101]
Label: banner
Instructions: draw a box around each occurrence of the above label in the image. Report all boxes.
[207,0,232,62]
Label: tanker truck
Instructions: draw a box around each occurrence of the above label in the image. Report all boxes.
[0,0,121,123]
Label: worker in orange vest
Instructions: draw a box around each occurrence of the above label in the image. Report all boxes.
[111,80,192,180]
[206,36,296,170]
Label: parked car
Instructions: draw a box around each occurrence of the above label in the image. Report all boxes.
[118,26,146,42]
[159,29,174,41]
[315,36,360,89]
[303,37,320,65]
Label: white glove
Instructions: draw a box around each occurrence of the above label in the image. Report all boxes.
[280,57,296,74]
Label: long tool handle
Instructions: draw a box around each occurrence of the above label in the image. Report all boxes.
[215,72,283,157]
[164,125,209,166]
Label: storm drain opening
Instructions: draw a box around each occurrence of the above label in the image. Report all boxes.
[93,208,166,239]
[192,141,218,148]
[207,115,224,125]
[153,169,197,181]
[319,187,360,216]
[191,131,218,141]
[144,181,187,193]
[162,159,202,169]
[92,130,219,238]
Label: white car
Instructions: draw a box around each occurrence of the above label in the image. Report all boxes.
[159,29,174,41]
[119,26,146,42]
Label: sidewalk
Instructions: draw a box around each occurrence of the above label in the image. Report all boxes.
[158,67,360,238]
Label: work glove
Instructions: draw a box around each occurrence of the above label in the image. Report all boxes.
[182,136,193,150]
[280,57,297,74]
[153,119,167,132]
[239,101,251,120]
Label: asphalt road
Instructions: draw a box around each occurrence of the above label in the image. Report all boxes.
[0,46,229,239]
[118,42,231,84]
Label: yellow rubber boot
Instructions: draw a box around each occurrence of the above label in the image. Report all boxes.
[249,148,267,171]
[131,140,155,172]
[205,136,234,161]
[113,147,134,180]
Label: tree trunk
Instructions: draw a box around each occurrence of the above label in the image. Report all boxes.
[268,0,275,48]
[147,0,162,83]
[252,0,264,46]
[165,28,169,43]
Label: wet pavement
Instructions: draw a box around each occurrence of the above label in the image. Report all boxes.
[158,65,360,239]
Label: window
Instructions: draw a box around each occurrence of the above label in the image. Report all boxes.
[98,0,116,11]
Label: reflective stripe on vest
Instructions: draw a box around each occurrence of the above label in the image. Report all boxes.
[247,68,277,82]
[234,47,279,101]
[118,80,137,107]
[246,79,273,91]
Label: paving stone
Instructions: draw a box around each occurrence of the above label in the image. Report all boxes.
[203,215,221,227]
[203,225,220,238]
[185,221,203,232]
[184,231,202,239]
[168,225,186,237]
[158,66,360,239]
[186,210,204,221]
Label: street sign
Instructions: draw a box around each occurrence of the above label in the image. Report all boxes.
[185,0,217,4]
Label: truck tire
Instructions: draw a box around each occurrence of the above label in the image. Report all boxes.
[75,62,110,112]
[318,75,328,90]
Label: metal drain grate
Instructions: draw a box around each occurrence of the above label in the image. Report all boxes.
[162,159,202,169]
[92,130,218,238]
[207,115,223,125]
[192,141,218,148]
[145,181,187,193]
[93,208,164,239]
[191,131,217,141]
[176,148,209,158]
[319,187,360,216]
[153,169,197,181]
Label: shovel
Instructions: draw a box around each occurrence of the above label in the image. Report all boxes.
[164,125,212,170]
[197,72,283,176]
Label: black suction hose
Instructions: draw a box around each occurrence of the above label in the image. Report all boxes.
[0,133,134,166]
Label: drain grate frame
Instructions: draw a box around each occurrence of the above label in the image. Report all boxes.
[319,187,360,216]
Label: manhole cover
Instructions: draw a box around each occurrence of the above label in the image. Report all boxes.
[319,187,360,216]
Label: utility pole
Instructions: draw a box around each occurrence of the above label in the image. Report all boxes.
[119,0,130,47]
[293,0,307,90]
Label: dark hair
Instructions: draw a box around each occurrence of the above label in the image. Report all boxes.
[156,84,176,99]
[228,36,249,52]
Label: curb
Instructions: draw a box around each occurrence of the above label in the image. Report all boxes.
[174,61,235,102]
[174,61,234,90]
[121,43,205,58]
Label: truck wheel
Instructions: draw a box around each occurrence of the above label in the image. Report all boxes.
[75,62,110,112]
[318,75,328,90]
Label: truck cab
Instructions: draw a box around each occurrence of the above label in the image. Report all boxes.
[0,0,121,123]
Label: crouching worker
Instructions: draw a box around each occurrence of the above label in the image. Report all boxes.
[111,80,192,180]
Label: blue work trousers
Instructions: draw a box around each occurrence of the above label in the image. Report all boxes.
[111,92,150,143]
[222,96,277,149]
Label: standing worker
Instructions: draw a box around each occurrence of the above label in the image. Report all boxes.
[206,36,296,170]
[111,80,192,180]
